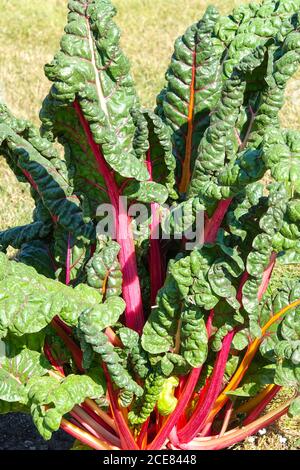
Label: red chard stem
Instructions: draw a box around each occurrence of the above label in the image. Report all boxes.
[204,199,233,244]
[73,100,144,333]
[177,330,235,443]
[146,151,165,305]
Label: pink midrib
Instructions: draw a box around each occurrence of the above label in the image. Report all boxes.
[257,251,277,300]
[204,198,233,244]
[146,152,164,305]
[65,233,71,285]
[177,330,235,443]
[73,100,144,334]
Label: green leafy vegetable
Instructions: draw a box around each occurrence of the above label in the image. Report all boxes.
[0,0,300,452]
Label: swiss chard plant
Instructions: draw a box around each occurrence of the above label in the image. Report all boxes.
[0,0,300,450]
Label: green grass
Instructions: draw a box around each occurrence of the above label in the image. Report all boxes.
[0,0,299,449]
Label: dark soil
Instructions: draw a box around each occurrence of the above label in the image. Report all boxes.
[0,414,74,450]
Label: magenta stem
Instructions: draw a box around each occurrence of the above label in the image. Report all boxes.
[243,385,281,426]
[71,406,121,448]
[204,199,232,244]
[146,151,165,305]
[103,364,139,450]
[257,251,277,301]
[176,399,291,450]
[73,100,144,333]
[65,232,71,285]
[177,330,235,443]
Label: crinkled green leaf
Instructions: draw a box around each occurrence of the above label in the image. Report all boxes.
[232,330,249,351]
[128,370,165,425]
[124,181,168,205]
[157,6,223,190]
[0,349,49,404]
[41,0,150,206]
[119,327,149,379]
[28,373,105,440]
[188,23,300,204]
[141,268,182,355]
[263,130,300,191]
[78,301,142,397]
[180,306,208,368]
[0,253,103,337]
[0,222,51,254]
[224,355,240,382]
[226,361,275,398]
[135,110,177,200]
[0,104,95,283]
[16,241,56,279]
[274,359,300,387]
[86,239,122,298]
[258,282,300,388]
[79,296,125,333]
[160,353,190,377]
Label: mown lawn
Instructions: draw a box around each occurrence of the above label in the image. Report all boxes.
[0,0,299,450]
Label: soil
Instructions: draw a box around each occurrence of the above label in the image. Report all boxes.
[0,414,74,450]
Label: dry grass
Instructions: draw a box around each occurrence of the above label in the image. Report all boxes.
[233,389,300,451]
[0,0,299,449]
[1,0,300,231]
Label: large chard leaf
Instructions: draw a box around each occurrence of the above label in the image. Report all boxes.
[188,27,300,206]
[0,349,49,404]
[0,105,90,237]
[188,44,268,202]
[40,0,169,219]
[157,6,223,194]
[42,0,144,172]
[0,253,103,337]
[86,239,122,298]
[78,299,143,397]
[259,282,300,388]
[159,0,300,197]
[28,373,105,440]
[142,242,244,355]
[0,104,94,282]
